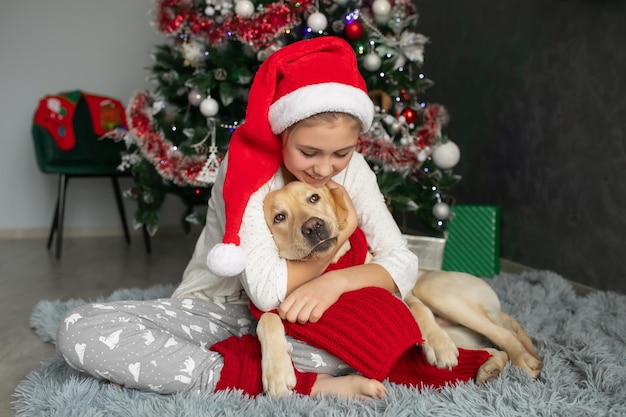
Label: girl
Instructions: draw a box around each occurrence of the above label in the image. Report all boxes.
[56,37,458,399]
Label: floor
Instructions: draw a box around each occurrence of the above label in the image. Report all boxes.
[0,231,200,417]
[0,232,595,417]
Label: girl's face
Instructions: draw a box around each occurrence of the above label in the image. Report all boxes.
[281,119,359,187]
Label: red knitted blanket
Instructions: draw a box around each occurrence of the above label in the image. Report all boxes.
[248,227,423,380]
[212,227,491,395]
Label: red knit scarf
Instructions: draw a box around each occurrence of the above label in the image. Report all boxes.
[323,226,370,272]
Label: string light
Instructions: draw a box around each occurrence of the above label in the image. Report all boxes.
[127,0,454,234]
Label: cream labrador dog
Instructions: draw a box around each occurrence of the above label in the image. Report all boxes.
[257,181,543,396]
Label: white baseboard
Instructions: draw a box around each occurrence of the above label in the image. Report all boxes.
[0,228,129,240]
[0,225,196,240]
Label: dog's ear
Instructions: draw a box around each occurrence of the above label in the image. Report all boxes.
[328,187,349,230]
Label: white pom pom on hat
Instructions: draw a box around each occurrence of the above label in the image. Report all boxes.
[206,243,247,277]
[206,36,374,277]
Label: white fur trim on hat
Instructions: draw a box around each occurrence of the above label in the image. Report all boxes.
[206,243,247,277]
[268,82,374,135]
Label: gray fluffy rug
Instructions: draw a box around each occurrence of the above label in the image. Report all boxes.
[13,271,626,416]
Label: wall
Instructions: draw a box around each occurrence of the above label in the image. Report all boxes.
[415,0,626,293]
[0,0,184,238]
[2,0,624,293]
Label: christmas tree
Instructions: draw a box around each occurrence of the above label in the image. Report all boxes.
[116,0,461,237]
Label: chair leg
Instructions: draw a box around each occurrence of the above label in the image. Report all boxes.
[111,177,131,245]
[54,174,68,260]
[47,197,59,249]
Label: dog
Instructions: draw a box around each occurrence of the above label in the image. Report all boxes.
[257,181,543,396]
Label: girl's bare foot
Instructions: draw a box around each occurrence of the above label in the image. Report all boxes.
[310,374,387,399]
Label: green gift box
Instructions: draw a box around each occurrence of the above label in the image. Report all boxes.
[442,205,500,277]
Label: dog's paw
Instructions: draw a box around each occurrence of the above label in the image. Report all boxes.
[421,332,459,369]
[262,348,297,397]
[476,350,507,385]
[262,367,297,397]
[512,352,543,379]
[476,361,501,385]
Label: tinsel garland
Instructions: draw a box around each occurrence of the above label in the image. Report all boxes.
[127,91,207,186]
[155,0,315,51]
[126,90,447,186]
[357,104,446,173]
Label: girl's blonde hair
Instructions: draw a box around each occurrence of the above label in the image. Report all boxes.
[285,112,362,134]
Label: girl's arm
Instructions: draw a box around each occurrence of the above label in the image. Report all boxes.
[348,155,418,298]
[279,262,396,323]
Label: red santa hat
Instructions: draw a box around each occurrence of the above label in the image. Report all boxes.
[206,36,374,277]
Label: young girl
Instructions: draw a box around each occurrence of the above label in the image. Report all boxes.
[57,37,477,399]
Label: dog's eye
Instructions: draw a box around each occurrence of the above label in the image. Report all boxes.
[273,213,285,224]
[309,193,320,203]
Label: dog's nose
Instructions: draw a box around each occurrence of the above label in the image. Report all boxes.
[301,217,327,240]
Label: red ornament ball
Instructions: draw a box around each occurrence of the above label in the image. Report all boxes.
[344,22,364,40]
[401,107,418,124]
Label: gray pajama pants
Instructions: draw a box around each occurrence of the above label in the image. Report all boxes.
[56,297,354,394]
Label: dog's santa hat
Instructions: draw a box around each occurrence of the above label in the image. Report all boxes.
[206,36,374,277]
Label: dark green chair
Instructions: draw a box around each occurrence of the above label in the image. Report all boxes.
[32,93,131,259]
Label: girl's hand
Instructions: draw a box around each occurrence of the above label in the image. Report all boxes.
[278,271,347,324]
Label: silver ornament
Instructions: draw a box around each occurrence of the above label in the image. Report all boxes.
[200,97,220,117]
[362,53,382,71]
[432,141,461,170]
[372,0,391,25]
[234,0,254,18]
[432,202,451,220]
[307,12,328,32]
[372,0,391,16]
[188,89,203,106]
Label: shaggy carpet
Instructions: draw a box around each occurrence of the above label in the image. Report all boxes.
[13,271,626,416]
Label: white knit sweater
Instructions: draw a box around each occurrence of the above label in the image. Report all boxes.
[172,152,418,311]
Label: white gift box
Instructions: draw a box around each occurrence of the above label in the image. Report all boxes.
[403,234,447,270]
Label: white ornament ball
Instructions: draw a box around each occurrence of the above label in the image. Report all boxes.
[235,0,255,18]
[372,0,392,17]
[362,52,382,71]
[200,97,219,117]
[307,12,328,32]
[432,141,461,169]
[432,202,451,220]
[188,89,203,106]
